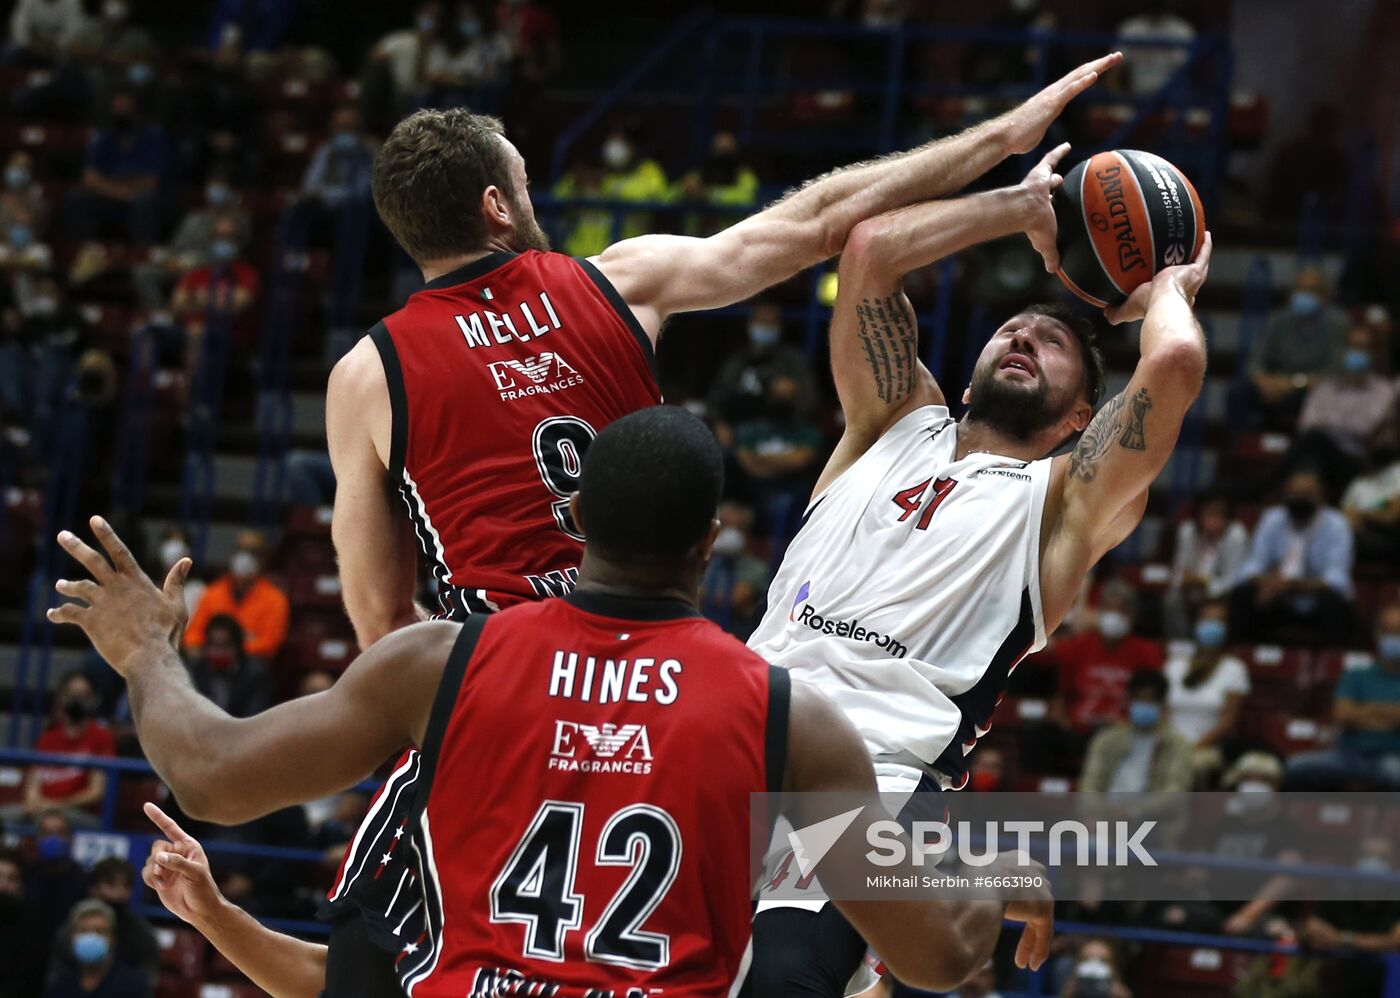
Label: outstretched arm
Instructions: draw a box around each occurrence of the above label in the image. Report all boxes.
[326,337,425,651]
[142,804,327,998]
[593,54,1120,338]
[812,146,1068,495]
[785,681,1052,990]
[48,517,455,823]
[1042,237,1213,604]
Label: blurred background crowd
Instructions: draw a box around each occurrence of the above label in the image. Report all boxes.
[0,0,1399,996]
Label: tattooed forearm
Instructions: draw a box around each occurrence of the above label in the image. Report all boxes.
[854,294,918,404]
[1068,387,1153,482]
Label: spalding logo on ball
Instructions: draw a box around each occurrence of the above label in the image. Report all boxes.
[1053,149,1205,308]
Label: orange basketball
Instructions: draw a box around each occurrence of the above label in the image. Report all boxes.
[1052,149,1206,307]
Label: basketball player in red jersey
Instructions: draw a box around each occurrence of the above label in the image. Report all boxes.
[51,409,1053,998]
[314,52,1118,985]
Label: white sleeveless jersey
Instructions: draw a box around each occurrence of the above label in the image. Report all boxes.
[747,404,1052,787]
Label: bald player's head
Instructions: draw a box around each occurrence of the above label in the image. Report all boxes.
[573,406,724,570]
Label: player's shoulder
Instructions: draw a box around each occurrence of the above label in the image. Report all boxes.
[327,332,387,401]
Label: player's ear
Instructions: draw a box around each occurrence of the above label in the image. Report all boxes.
[482,184,511,229]
[1068,399,1092,434]
[697,518,721,562]
[568,492,584,535]
[961,384,972,406]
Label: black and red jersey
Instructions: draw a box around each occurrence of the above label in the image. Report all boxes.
[371,250,662,616]
[395,590,788,998]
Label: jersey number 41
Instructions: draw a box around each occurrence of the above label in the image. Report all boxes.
[892,477,957,531]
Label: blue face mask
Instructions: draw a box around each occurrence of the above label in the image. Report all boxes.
[206,183,231,206]
[127,62,154,85]
[37,834,69,862]
[1194,618,1227,649]
[1128,701,1161,730]
[332,131,358,151]
[72,932,109,965]
[210,239,237,263]
[748,323,781,349]
[1290,290,1321,315]
[1342,348,1371,375]
[1379,634,1400,663]
[460,18,481,37]
[4,165,29,189]
[416,13,436,31]
[9,224,31,250]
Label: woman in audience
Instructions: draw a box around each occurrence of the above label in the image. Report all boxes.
[1164,598,1251,784]
[1163,493,1250,638]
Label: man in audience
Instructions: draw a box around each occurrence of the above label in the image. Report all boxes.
[1059,937,1133,998]
[1,671,115,829]
[1051,581,1165,736]
[0,847,47,998]
[699,500,771,639]
[183,531,290,666]
[1285,600,1400,790]
[1273,321,1399,499]
[732,373,824,532]
[49,859,160,985]
[134,167,251,309]
[169,212,261,371]
[1247,267,1350,428]
[65,88,167,244]
[368,2,442,114]
[187,614,271,719]
[708,302,818,426]
[1079,669,1192,794]
[25,811,88,962]
[674,130,761,235]
[42,900,150,998]
[291,104,376,244]
[1298,836,1400,994]
[1231,470,1355,643]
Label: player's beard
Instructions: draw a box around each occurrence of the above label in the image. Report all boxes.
[509,193,552,252]
[965,364,1068,443]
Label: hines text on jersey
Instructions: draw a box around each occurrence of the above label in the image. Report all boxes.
[793,603,908,658]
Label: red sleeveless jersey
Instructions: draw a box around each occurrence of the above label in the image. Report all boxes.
[398,590,788,998]
[371,250,661,616]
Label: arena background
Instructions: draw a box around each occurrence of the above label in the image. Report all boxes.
[1,0,1398,995]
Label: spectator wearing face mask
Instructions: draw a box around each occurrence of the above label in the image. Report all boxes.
[43,900,149,998]
[1046,580,1164,736]
[48,859,159,986]
[0,672,114,829]
[1284,600,1400,790]
[965,744,1006,794]
[170,212,260,375]
[24,811,88,959]
[369,2,443,112]
[1163,598,1249,781]
[65,0,157,103]
[289,104,375,247]
[133,169,250,310]
[0,151,49,235]
[674,131,760,236]
[1297,836,1400,994]
[183,530,290,664]
[700,501,771,639]
[1162,493,1250,638]
[1230,470,1356,644]
[1247,267,1350,429]
[0,847,47,998]
[1275,322,1400,499]
[186,614,271,718]
[63,88,167,245]
[551,128,669,257]
[1080,669,1191,795]
[425,2,511,98]
[1058,937,1131,998]
[154,528,205,617]
[732,373,824,537]
[707,303,818,427]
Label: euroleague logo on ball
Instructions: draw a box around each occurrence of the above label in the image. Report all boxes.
[1162,242,1187,266]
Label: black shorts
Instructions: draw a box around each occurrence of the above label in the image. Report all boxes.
[323,911,407,998]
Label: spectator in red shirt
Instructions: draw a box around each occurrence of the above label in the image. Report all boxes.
[496,0,559,83]
[170,213,260,381]
[1050,580,1165,733]
[0,672,115,829]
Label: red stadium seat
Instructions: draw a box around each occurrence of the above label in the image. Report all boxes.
[155,974,199,998]
[155,927,208,979]
[1133,943,1259,997]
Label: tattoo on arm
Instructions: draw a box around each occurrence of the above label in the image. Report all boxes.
[854,294,918,404]
[1068,387,1153,482]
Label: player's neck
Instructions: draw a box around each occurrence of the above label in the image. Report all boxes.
[418,238,517,284]
[954,417,1051,464]
[574,554,699,607]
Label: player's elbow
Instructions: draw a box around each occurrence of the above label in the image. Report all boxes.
[1146,337,1207,396]
[842,217,902,276]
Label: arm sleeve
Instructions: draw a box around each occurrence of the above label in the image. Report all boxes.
[1237,513,1275,583]
[1318,515,1354,597]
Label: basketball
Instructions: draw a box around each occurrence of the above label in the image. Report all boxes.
[1053,149,1206,308]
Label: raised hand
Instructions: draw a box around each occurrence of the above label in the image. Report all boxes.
[48,516,191,676]
[1019,142,1071,273]
[1105,231,1213,326]
[1000,52,1123,156]
[141,802,226,927]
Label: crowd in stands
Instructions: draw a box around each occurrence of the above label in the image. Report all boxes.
[0,1,1398,996]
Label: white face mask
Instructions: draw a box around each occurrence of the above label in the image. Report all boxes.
[160,539,190,569]
[229,550,259,581]
[1076,957,1112,980]
[602,138,631,170]
[1097,610,1130,642]
[1235,780,1273,794]
[712,526,746,557]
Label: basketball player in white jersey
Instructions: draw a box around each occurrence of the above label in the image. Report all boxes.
[745,145,1211,995]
